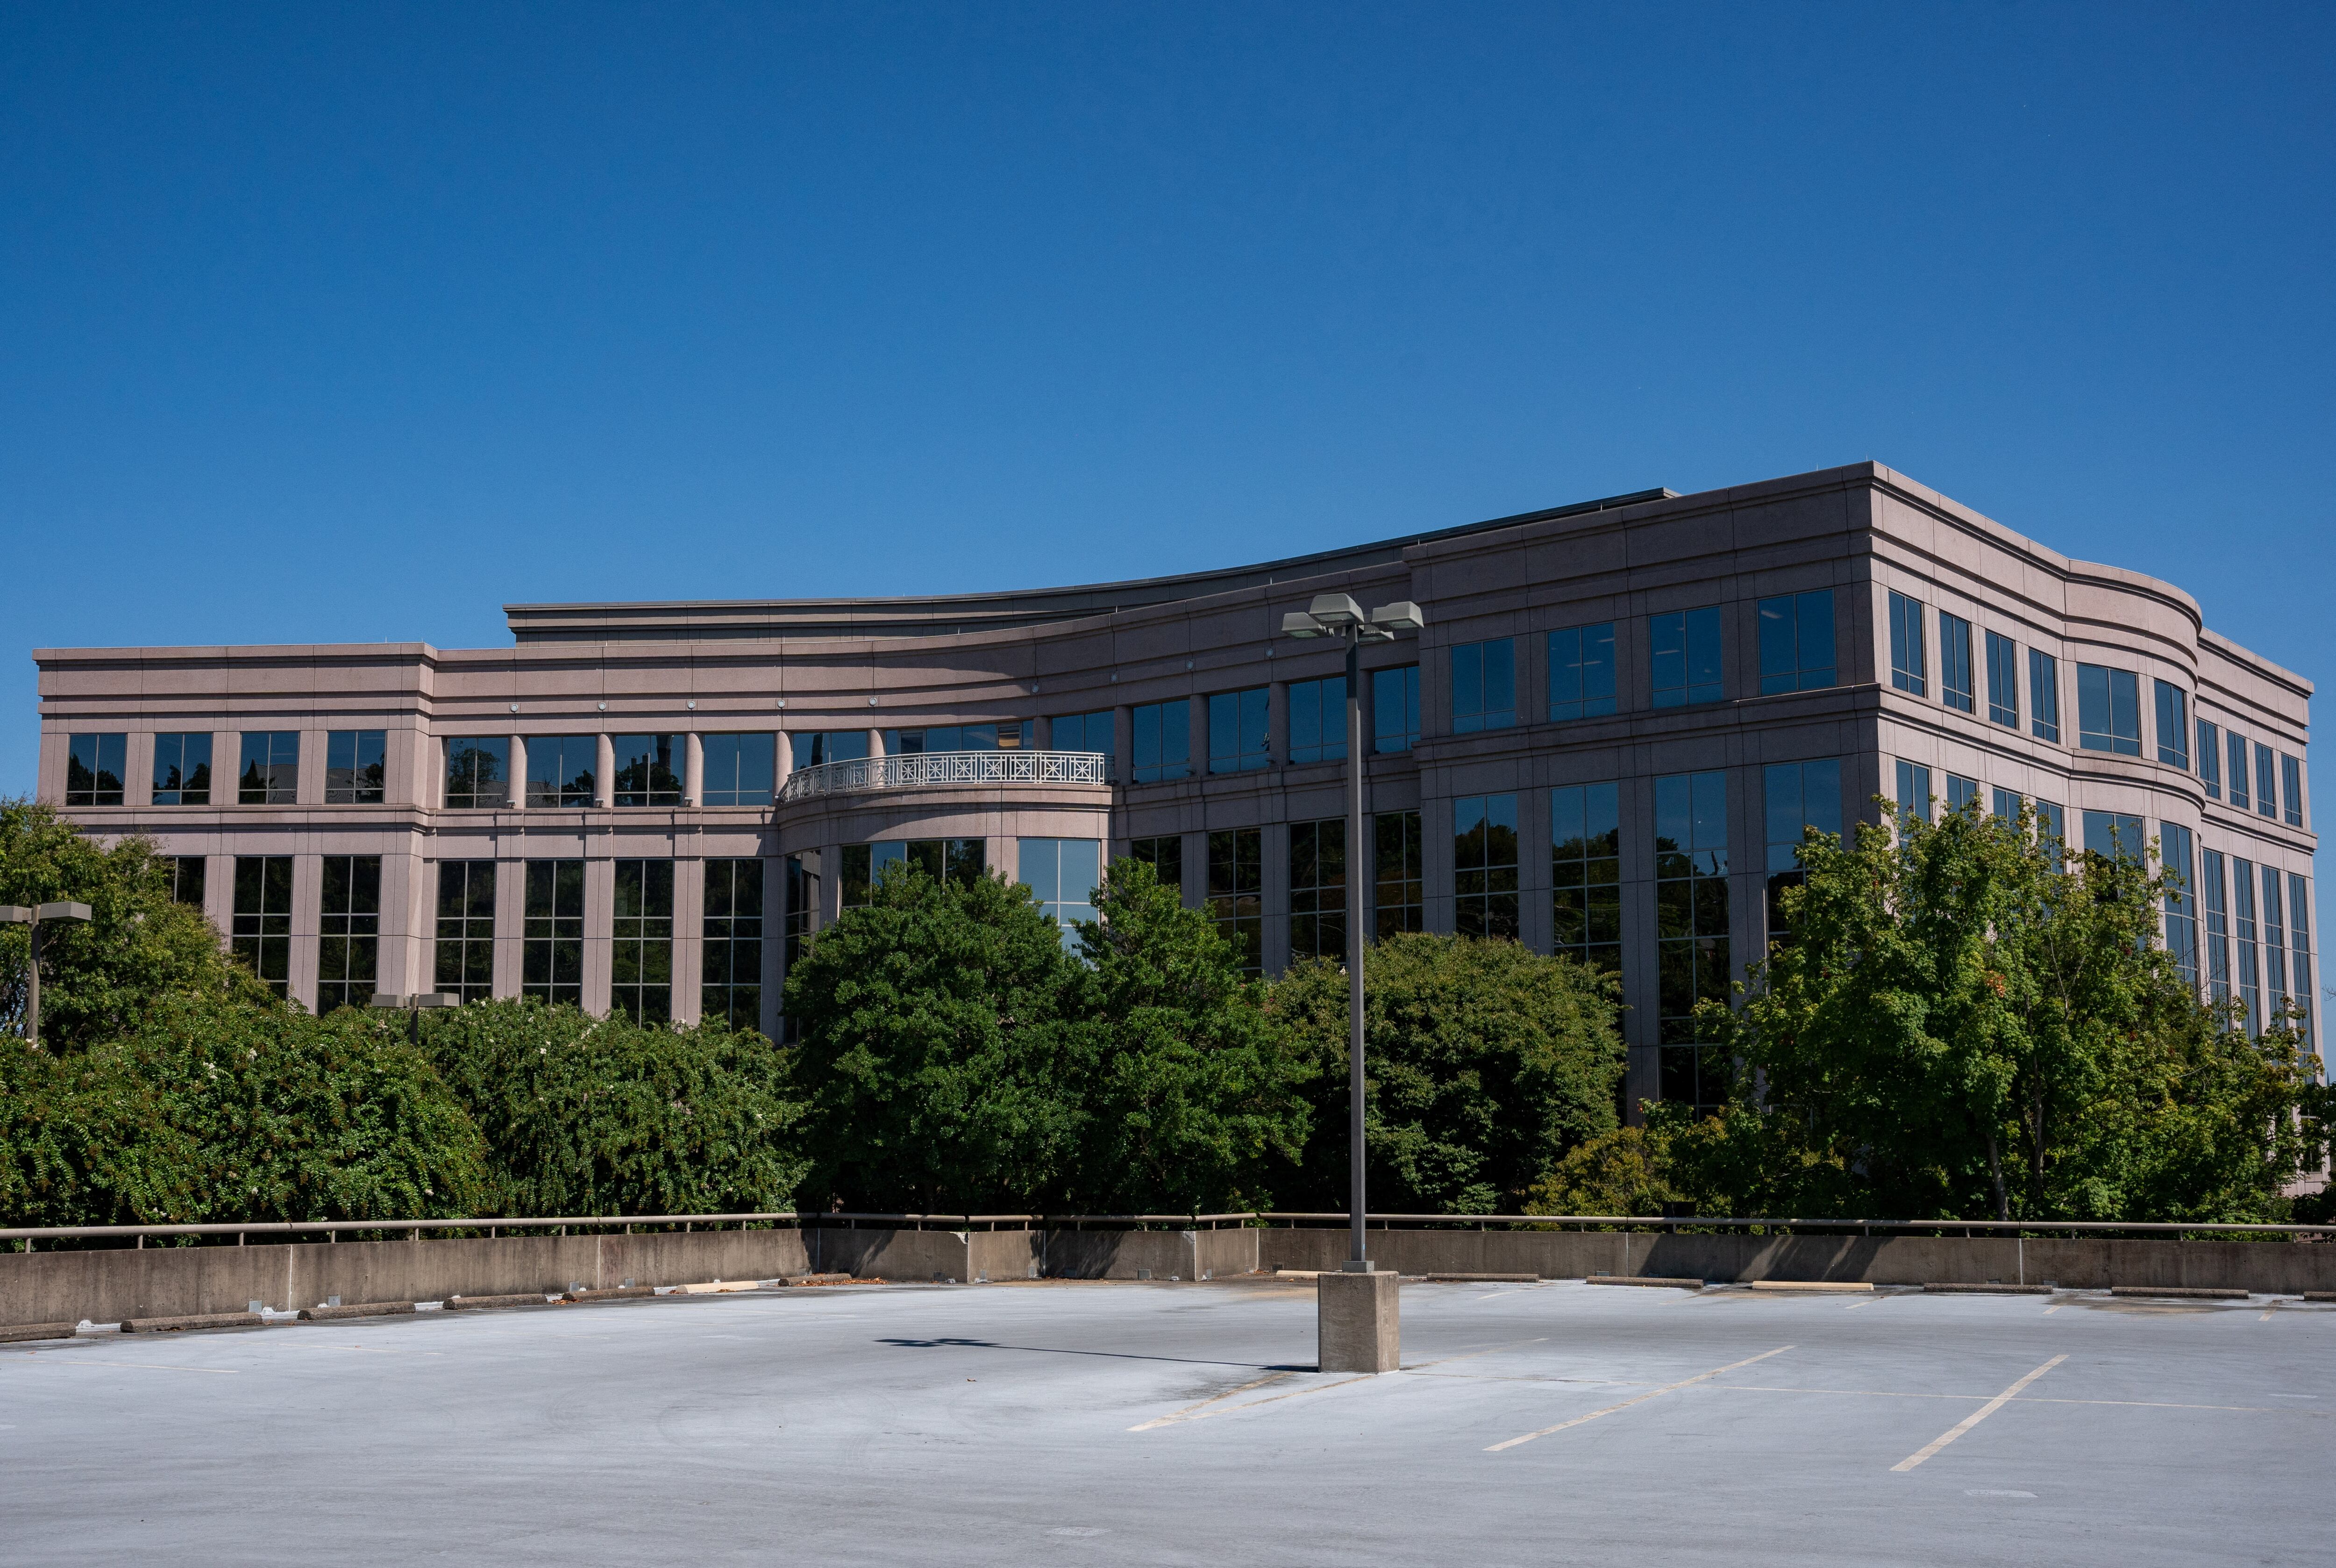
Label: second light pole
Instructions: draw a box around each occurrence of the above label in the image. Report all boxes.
[1281,592,1423,1281]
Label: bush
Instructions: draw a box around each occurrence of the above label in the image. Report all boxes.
[416,1000,806,1217]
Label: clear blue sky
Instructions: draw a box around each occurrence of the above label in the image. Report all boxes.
[5,2,2330,930]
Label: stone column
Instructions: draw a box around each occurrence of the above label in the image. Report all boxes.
[594,734,616,808]
[1261,819,1291,976]
[582,855,615,1018]
[492,858,524,999]
[509,734,528,811]
[671,855,705,1027]
[1188,694,1211,780]
[772,729,792,794]
[684,733,705,807]
[760,855,786,1039]
[287,852,322,1014]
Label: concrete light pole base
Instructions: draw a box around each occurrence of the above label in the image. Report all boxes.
[1317,1268,1400,1373]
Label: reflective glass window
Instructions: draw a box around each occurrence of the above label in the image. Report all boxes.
[1288,818,1347,961]
[1208,827,1263,974]
[1986,631,2019,728]
[151,732,213,805]
[1756,592,1835,696]
[2076,665,2141,755]
[525,735,598,807]
[612,860,675,1025]
[1453,793,1520,940]
[1451,639,1518,731]
[232,855,293,999]
[702,858,765,1027]
[1764,760,1842,942]
[238,732,300,805]
[1649,609,1722,709]
[1020,838,1101,951]
[524,859,584,1006]
[1937,611,1975,714]
[1552,783,1621,974]
[1373,811,1423,937]
[1373,665,1420,753]
[1287,677,1348,765]
[327,731,388,804]
[1208,688,1270,774]
[1132,699,1191,783]
[434,860,496,1005]
[1549,623,1620,718]
[2029,649,2060,742]
[1889,592,1927,697]
[65,734,126,806]
[1655,770,1730,1111]
[443,736,508,809]
[316,855,381,1013]
[2154,683,2190,770]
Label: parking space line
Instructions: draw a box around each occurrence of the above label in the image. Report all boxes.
[1127,1369,1297,1430]
[1131,1372,1376,1430]
[1484,1346,1793,1452]
[1890,1354,2065,1472]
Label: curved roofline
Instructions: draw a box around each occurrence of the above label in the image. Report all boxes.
[501,487,1675,643]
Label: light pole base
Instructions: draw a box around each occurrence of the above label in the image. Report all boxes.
[1318,1269,1400,1373]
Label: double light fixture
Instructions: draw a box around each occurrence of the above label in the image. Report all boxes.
[1281,593,1424,642]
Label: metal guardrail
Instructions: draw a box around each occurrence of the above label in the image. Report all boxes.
[11,1210,2334,1250]
[776,749,1111,804]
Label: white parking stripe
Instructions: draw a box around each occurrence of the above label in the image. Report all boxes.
[1890,1354,2065,1472]
[1484,1346,1794,1452]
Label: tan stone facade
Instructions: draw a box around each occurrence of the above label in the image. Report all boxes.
[34,462,2318,1110]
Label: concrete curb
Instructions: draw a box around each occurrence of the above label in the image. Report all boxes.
[445,1294,558,1310]
[2305,1291,2336,1303]
[562,1286,655,1302]
[1748,1280,1873,1293]
[781,1273,853,1285]
[1422,1273,1539,1283]
[1923,1283,2052,1295]
[0,1321,79,1343]
[121,1312,264,1333]
[1584,1275,1703,1290]
[296,1302,417,1321]
[2108,1285,2248,1299]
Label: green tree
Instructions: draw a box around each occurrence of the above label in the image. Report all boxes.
[783,863,1082,1212]
[1059,860,1310,1213]
[417,999,806,1217]
[0,798,273,1051]
[1692,800,2317,1221]
[1273,933,1625,1214]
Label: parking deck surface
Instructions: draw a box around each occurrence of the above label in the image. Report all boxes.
[4,1276,2329,1565]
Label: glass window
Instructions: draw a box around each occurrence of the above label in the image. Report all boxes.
[1552,783,1621,974]
[1207,688,1270,774]
[2288,873,2313,1048]
[1454,793,1521,941]
[231,855,293,999]
[1019,839,1102,951]
[2034,799,2065,860]
[887,724,1012,755]
[2154,683,2190,770]
[1549,623,1621,718]
[1888,592,1927,697]
[1765,761,1842,942]
[791,730,870,769]
[2029,649,2060,742]
[2233,856,2261,1033]
[2160,823,2196,990]
[612,734,682,806]
[1128,835,1183,896]
[524,860,584,1006]
[326,731,387,805]
[1946,774,1980,814]
[64,734,126,805]
[612,860,675,1025]
[1287,677,1348,766]
[1373,811,1423,937]
[2283,755,2304,827]
[1991,787,2021,821]
[1986,632,2019,728]
[702,858,765,1027]
[2261,867,2288,1015]
[2255,742,2279,820]
[166,855,207,907]
[2076,665,2142,755]
[1373,665,1421,753]
[237,732,300,805]
[1893,759,1932,827]
[151,732,213,806]
[2229,733,2252,811]
[841,840,983,907]
[2198,720,2222,799]
[1756,592,1835,696]
[443,736,509,809]
[701,735,776,806]
[1132,699,1191,783]
[1656,770,1729,1112]
[2201,849,2231,1007]
[434,860,496,1005]
[1937,612,1975,714]
[1451,638,1519,731]
[1288,818,1347,961]
[1208,827,1263,975]
[316,855,381,1013]
[2081,811,2144,862]
[782,854,819,974]
[525,735,598,807]
[1050,711,1114,763]
[1649,609,1722,709]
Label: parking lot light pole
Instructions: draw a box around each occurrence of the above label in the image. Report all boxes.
[369,991,461,1042]
[1282,595,1424,1273]
[2,902,93,1050]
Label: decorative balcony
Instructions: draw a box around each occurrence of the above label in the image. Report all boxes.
[777,749,1113,804]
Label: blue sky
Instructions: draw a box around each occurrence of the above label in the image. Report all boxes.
[4,2,2330,928]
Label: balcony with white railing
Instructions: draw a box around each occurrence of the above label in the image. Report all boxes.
[777,749,1113,805]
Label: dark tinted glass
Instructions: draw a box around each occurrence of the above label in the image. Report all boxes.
[151,732,213,805]
[65,734,127,805]
[238,732,300,805]
[701,734,776,805]
[327,730,388,804]
[525,735,598,806]
[443,736,507,808]
[612,734,682,806]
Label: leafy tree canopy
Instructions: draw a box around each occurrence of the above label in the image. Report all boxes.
[1273,933,1625,1214]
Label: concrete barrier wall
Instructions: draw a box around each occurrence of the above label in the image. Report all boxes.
[11,1225,2334,1326]
[1256,1229,2336,1292]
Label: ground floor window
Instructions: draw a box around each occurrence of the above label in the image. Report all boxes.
[701,858,764,1029]
[1208,828,1263,975]
[524,859,584,1006]
[316,855,381,1012]
[1289,817,1346,961]
[232,855,292,999]
[612,860,674,1026]
[1453,794,1519,940]
[434,860,496,1005]
[1128,834,1184,898]
[842,839,984,907]
[1373,812,1422,938]
[1019,839,1101,949]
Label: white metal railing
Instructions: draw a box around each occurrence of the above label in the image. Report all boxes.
[777,749,1112,804]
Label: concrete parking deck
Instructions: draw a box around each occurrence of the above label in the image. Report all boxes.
[3,1277,2329,1565]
